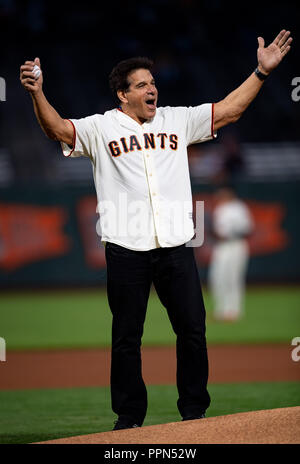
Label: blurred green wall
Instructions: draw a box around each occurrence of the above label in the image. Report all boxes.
[0,182,299,287]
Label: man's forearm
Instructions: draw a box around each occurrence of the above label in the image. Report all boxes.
[20,58,73,145]
[222,71,265,121]
[214,72,265,129]
[31,91,71,143]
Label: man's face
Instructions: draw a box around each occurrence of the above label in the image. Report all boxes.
[119,68,158,123]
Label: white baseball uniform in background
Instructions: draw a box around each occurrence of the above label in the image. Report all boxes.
[208,199,254,321]
[61,104,216,250]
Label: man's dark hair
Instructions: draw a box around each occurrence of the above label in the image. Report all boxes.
[109,57,154,103]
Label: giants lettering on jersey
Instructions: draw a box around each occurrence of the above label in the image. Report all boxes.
[108,133,178,157]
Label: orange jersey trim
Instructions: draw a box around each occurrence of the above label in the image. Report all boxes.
[62,119,76,157]
[211,103,215,138]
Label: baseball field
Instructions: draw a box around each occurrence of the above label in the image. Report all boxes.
[0,285,299,444]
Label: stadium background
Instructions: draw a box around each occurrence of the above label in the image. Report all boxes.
[0,0,299,444]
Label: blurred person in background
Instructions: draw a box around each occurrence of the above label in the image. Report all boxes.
[208,187,254,322]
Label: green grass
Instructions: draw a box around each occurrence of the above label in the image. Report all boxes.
[0,286,299,350]
[0,381,299,444]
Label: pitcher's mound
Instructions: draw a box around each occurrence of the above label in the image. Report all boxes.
[35,406,300,444]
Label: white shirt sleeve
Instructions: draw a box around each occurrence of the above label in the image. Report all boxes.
[185,103,217,145]
[60,115,98,161]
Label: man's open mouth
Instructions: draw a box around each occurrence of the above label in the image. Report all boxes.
[145,98,156,109]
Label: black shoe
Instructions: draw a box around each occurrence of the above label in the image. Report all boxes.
[113,418,141,431]
[182,413,206,421]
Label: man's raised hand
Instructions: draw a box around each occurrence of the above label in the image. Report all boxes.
[257,29,292,75]
[20,57,43,93]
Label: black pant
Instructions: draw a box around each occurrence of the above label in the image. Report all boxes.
[105,241,211,425]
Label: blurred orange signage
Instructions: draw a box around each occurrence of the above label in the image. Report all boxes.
[0,204,70,271]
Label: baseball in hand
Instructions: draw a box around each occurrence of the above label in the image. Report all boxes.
[33,64,41,80]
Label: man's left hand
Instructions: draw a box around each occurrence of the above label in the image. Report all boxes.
[257,29,292,75]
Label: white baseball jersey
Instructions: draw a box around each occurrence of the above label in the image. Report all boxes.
[61,104,216,251]
[212,200,253,240]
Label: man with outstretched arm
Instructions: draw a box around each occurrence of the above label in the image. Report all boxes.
[20,30,292,430]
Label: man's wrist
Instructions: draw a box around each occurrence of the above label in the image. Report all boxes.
[30,88,44,100]
[254,66,270,81]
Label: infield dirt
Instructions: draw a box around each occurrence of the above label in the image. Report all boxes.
[1,344,299,444]
[34,406,300,444]
[0,344,298,390]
